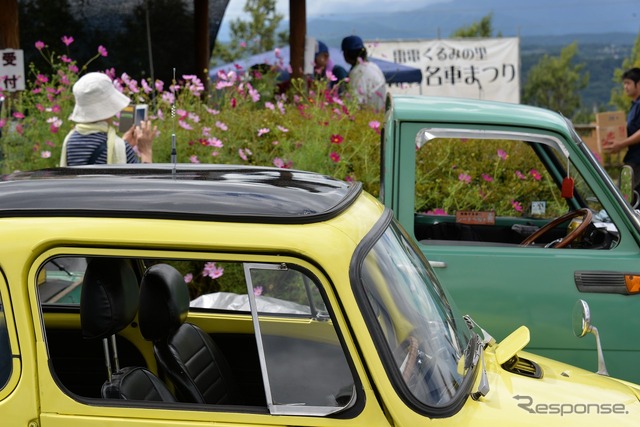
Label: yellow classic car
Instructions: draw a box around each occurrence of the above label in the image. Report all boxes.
[0,164,638,426]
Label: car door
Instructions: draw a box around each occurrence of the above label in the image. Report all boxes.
[391,121,640,383]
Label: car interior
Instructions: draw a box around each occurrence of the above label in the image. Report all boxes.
[38,255,356,414]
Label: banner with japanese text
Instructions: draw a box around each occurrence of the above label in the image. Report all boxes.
[367,38,520,103]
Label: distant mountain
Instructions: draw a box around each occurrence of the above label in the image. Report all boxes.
[297,0,639,44]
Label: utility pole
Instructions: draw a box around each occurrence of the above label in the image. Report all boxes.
[0,0,20,49]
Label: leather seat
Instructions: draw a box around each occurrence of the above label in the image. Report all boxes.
[138,263,240,404]
[80,258,175,401]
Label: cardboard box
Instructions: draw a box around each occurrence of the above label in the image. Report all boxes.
[596,111,627,166]
[578,125,601,164]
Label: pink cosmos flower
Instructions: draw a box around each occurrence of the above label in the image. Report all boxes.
[330,152,341,163]
[530,169,542,181]
[41,151,51,159]
[482,173,494,182]
[68,64,79,73]
[184,273,193,283]
[188,112,200,123]
[205,107,220,115]
[98,45,108,57]
[216,80,233,90]
[249,87,260,102]
[12,112,24,119]
[61,35,74,46]
[35,41,45,50]
[215,121,228,131]
[258,128,270,137]
[202,262,223,279]
[515,170,526,180]
[511,200,523,212]
[202,127,211,137]
[207,137,223,148]
[45,140,55,147]
[277,125,288,133]
[240,41,247,48]
[368,120,381,134]
[155,80,164,92]
[189,155,200,164]
[178,121,193,130]
[265,102,275,110]
[330,134,344,144]
[326,69,337,82]
[141,79,152,94]
[497,149,508,160]
[426,208,448,215]
[458,173,472,184]
[162,92,175,104]
[60,54,72,63]
[0,119,5,129]
[273,157,285,168]
[277,101,285,114]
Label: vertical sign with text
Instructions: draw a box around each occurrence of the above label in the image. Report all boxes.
[0,49,26,92]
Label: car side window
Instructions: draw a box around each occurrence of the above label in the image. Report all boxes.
[41,254,355,416]
[414,136,617,249]
[37,257,86,305]
[0,297,11,390]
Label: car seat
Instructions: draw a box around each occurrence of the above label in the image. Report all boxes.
[80,257,175,401]
[138,263,241,404]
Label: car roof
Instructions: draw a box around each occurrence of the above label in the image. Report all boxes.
[0,164,361,224]
[387,95,572,135]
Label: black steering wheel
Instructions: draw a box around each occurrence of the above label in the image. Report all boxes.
[520,208,593,248]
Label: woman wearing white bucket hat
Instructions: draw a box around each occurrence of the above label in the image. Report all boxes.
[60,72,156,165]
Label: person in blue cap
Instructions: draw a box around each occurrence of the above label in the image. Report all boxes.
[314,40,348,93]
[341,35,387,110]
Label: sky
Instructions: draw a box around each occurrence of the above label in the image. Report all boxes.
[223,0,446,21]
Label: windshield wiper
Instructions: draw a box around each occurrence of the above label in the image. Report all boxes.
[463,315,491,400]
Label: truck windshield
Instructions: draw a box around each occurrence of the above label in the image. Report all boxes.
[356,219,473,408]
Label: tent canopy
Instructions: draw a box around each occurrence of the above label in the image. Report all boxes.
[210,46,422,85]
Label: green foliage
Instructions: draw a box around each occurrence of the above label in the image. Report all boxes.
[522,42,589,119]
[415,140,565,217]
[211,0,288,66]
[450,13,500,38]
[610,32,640,111]
[0,43,383,197]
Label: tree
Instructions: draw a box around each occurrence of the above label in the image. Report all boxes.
[522,42,589,119]
[610,31,640,111]
[450,13,500,38]
[211,0,287,66]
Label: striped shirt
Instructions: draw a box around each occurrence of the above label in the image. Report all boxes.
[65,131,139,166]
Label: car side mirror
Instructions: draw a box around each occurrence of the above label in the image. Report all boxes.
[572,299,609,375]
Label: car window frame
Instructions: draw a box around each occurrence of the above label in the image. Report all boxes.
[31,247,365,421]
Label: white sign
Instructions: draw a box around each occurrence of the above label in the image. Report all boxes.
[367,38,520,103]
[0,49,26,92]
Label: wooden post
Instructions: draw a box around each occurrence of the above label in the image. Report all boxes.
[0,0,20,49]
[289,0,306,79]
[194,0,210,92]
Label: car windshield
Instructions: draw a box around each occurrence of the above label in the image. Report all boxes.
[356,219,473,408]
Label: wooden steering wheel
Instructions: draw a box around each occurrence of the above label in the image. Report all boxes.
[520,208,593,248]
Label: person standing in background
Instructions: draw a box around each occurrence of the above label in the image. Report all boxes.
[314,40,348,93]
[341,35,387,111]
[603,67,640,190]
[61,72,156,166]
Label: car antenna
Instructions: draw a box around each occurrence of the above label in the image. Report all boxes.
[171,67,177,179]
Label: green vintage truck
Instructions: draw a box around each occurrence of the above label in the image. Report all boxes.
[381,95,640,383]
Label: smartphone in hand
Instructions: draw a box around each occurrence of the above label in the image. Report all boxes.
[118,104,148,133]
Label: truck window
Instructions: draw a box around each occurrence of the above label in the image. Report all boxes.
[414,137,618,249]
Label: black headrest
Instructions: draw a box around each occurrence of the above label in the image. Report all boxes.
[138,264,190,341]
[80,258,139,340]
